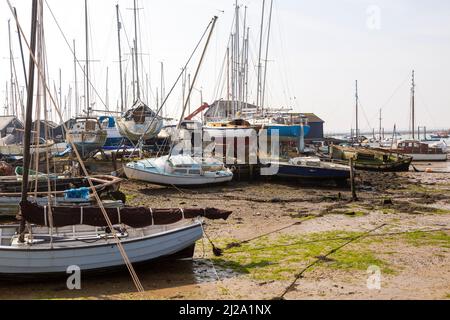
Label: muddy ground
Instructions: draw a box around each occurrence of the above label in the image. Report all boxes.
[0,165,449,300]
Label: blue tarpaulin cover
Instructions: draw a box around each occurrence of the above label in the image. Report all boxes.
[64,187,90,200]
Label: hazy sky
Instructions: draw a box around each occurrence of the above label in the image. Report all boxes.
[1,0,449,133]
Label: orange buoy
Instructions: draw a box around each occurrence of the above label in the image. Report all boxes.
[425,168,433,173]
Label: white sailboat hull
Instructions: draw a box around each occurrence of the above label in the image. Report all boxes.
[0,221,202,277]
[116,118,164,142]
[124,165,233,186]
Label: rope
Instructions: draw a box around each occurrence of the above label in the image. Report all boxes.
[8,0,145,293]
[219,220,307,255]
[275,224,388,300]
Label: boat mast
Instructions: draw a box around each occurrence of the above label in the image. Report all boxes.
[160,62,165,117]
[14,8,28,94]
[116,4,124,113]
[84,0,91,117]
[133,0,140,100]
[8,19,16,116]
[226,47,230,118]
[106,67,110,108]
[73,39,79,117]
[411,70,415,140]
[261,0,274,111]
[19,0,39,238]
[256,0,266,111]
[355,80,359,143]
[379,108,382,140]
[235,1,240,115]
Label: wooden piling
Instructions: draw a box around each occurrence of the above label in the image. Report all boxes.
[350,158,358,201]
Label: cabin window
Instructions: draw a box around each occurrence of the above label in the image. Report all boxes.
[189,170,201,175]
[173,169,188,174]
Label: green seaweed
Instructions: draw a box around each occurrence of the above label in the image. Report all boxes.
[212,231,393,281]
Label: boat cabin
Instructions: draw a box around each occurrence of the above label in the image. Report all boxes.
[397,140,445,155]
[70,117,104,132]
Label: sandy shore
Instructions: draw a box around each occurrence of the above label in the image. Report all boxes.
[0,167,449,300]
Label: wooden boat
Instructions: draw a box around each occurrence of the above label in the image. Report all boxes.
[275,157,350,182]
[393,140,448,162]
[116,100,164,142]
[330,145,413,172]
[66,117,107,159]
[0,203,231,278]
[124,155,234,186]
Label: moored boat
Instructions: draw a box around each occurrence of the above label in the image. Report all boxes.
[124,154,234,187]
[330,145,413,172]
[392,140,448,162]
[275,157,351,182]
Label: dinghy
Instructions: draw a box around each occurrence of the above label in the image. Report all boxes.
[124,154,233,186]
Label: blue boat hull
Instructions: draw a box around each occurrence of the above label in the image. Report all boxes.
[277,164,350,180]
[266,125,311,139]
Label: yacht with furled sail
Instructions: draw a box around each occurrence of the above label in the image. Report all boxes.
[115,1,163,143]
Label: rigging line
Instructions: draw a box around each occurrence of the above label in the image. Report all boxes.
[8,0,145,293]
[368,73,410,123]
[357,100,375,132]
[277,223,388,300]
[44,0,112,116]
[416,89,438,129]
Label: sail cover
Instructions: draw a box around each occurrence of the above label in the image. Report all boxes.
[21,202,232,228]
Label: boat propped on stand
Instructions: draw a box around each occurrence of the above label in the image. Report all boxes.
[67,117,107,158]
[124,155,233,187]
[116,99,164,142]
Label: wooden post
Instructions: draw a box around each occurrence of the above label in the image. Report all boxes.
[350,158,358,201]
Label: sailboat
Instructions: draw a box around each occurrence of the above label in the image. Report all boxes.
[392,71,448,162]
[116,99,163,142]
[0,0,232,279]
[66,0,107,158]
[115,1,163,143]
[124,16,233,187]
[124,154,233,186]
